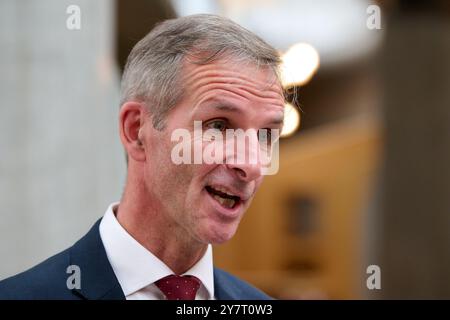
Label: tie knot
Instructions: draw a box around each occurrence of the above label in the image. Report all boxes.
[155,275,201,300]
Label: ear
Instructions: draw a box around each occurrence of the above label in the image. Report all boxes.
[119,101,147,162]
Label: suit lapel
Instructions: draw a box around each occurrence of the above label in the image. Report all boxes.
[214,268,237,300]
[69,219,125,300]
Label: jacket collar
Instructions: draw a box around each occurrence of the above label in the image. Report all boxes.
[68,218,236,300]
[214,271,234,300]
[69,219,125,300]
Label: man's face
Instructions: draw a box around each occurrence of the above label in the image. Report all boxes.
[140,58,285,245]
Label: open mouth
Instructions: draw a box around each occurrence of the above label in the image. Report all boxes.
[205,185,241,209]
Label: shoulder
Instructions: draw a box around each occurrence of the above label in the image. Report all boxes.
[0,248,78,300]
[213,268,273,300]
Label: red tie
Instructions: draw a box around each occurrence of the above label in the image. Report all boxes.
[155,275,201,300]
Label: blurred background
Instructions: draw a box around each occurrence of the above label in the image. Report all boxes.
[1,0,449,299]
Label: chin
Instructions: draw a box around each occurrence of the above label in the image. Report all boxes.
[198,222,240,244]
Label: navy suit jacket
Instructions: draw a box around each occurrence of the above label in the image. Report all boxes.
[0,219,271,300]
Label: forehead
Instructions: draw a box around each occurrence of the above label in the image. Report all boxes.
[181,57,285,107]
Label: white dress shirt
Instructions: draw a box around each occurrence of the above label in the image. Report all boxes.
[99,202,215,300]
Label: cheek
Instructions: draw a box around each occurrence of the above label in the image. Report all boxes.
[184,164,211,202]
[144,139,183,195]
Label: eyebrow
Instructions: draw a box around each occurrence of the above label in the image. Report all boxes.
[269,114,284,126]
[199,97,241,111]
[199,98,284,126]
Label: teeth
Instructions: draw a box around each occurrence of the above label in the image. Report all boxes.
[213,195,236,209]
[213,186,236,197]
[213,195,224,205]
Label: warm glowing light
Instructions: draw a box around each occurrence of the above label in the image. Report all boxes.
[281,43,320,87]
[281,102,300,138]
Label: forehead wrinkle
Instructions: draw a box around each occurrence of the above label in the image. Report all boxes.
[190,77,283,102]
[186,70,282,97]
[183,63,283,98]
[185,73,284,108]
[185,66,276,88]
[191,84,284,112]
[190,88,284,122]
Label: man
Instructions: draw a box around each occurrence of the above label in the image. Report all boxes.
[0,14,285,300]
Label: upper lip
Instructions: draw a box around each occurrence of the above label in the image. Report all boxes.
[206,184,252,201]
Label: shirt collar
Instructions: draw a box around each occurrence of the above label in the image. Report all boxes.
[99,202,215,298]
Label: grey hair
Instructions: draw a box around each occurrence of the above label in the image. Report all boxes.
[120,14,282,130]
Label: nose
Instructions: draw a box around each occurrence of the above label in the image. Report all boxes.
[227,162,262,182]
[225,129,262,182]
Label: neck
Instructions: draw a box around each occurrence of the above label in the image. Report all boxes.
[116,165,207,275]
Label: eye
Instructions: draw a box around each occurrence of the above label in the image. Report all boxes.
[258,128,272,144]
[204,119,228,132]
